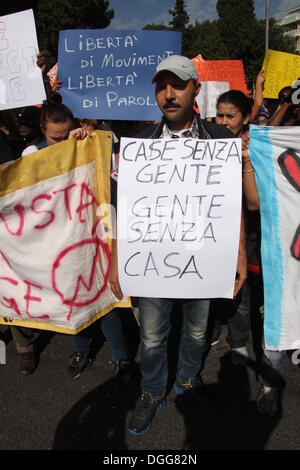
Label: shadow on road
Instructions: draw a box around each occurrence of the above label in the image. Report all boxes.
[51,304,283,451]
[175,353,282,450]
[52,376,140,450]
[52,309,140,450]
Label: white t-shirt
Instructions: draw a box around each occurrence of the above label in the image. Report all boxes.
[22,145,38,157]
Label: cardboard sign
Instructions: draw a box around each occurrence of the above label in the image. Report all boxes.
[196,81,230,118]
[192,58,247,94]
[58,29,181,121]
[117,137,242,299]
[0,131,129,334]
[0,9,46,110]
[249,125,300,350]
[262,49,300,99]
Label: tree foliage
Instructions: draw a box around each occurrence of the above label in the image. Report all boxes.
[245,17,297,80]
[216,0,257,59]
[216,0,297,80]
[35,0,114,65]
[188,21,229,60]
[168,0,190,56]
[0,2,37,16]
[168,0,189,30]
[145,0,190,55]
[143,23,170,31]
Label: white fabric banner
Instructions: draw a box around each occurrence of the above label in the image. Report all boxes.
[0,162,116,330]
[0,132,131,333]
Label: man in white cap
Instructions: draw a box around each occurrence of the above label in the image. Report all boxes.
[110,55,247,435]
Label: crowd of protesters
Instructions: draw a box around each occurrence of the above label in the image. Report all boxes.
[0,49,299,436]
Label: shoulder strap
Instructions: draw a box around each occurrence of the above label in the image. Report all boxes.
[197,114,212,140]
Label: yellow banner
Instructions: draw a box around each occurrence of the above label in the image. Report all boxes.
[263,49,300,99]
[0,131,130,334]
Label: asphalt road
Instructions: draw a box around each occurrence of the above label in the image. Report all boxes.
[0,308,300,453]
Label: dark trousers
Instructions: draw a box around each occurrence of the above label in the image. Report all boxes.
[209,282,251,349]
[72,309,128,362]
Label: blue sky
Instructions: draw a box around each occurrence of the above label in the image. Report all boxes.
[108,0,300,29]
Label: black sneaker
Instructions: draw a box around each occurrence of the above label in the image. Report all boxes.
[128,391,166,435]
[18,351,38,375]
[174,377,217,414]
[67,352,92,379]
[257,385,279,416]
[109,360,135,388]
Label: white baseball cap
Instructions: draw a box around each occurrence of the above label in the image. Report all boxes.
[152,55,198,83]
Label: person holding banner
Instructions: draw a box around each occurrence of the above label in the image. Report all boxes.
[210,90,254,365]
[110,55,247,436]
[40,95,132,382]
[215,92,285,419]
[10,94,131,379]
[242,101,295,417]
[242,155,288,416]
[8,94,79,374]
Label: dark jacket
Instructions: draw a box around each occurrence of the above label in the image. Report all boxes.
[0,130,24,164]
[135,114,234,140]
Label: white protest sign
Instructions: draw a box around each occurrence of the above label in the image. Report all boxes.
[118,137,242,299]
[0,9,46,110]
[196,81,230,119]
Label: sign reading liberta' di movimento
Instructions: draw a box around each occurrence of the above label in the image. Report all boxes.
[58,29,181,121]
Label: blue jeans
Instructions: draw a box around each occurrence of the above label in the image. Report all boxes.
[258,348,286,389]
[72,309,128,362]
[139,297,211,398]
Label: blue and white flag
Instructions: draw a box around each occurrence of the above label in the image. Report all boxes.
[249,125,300,351]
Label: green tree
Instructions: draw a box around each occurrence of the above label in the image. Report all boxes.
[168,0,189,30]
[35,0,114,65]
[143,0,297,77]
[245,17,297,81]
[143,24,170,31]
[188,20,229,60]
[216,0,297,81]
[168,0,190,56]
[268,18,297,53]
[217,0,257,59]
[0,2,37,16]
